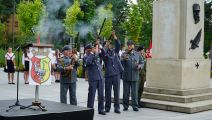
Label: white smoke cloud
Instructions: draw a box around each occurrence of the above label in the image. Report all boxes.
[34,0,72,43]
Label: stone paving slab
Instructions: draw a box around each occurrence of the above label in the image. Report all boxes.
[0,68,212,120]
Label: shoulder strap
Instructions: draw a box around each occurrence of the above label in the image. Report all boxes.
[7,53,14,60]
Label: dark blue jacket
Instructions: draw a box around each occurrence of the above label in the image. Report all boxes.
[84,53,104,81]
[101,40,124,77]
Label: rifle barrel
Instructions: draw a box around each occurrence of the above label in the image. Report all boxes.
[98,18,107,36]
[108,12,125,40]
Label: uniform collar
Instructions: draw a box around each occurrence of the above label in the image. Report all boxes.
[128,50,135,55]
[64,56,69,59]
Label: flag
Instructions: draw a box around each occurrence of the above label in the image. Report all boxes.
[146,40,152,58]
[36,34,40,44]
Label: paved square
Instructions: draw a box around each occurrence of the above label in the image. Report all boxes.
[0,68,212,120]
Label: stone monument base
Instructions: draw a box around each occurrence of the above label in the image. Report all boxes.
[146,59,211,90]
[142,87,212,113]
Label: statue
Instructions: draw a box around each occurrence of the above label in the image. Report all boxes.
[193,3,200,24]
[190,29,202,50]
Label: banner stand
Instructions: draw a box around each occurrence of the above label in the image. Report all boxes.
[21,43,53,111]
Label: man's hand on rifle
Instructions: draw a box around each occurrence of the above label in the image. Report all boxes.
[72,54,79,61]
[66,65,73,70]
[112,30,117,40]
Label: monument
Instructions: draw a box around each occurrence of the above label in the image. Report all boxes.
[142,0,211,113]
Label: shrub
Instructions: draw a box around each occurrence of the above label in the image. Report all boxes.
[77,59,83,78]
[0,49,6,67]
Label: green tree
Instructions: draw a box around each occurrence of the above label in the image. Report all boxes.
[64,0,83,37]
[104,0,128,43]
[93,0,105,6]
[81,0,96,23]
[16,0,45,44]
[16,0,45,43]
[0,0,20,21]
[95,4,113,38]
[0,21,6,46]
[138,0,153,47]
[122,0,153,46]
[204,0,212,53]
[123,2,143,43]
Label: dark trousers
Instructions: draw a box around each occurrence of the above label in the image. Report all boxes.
[123,81,138,109]
[137,77,145,105]
[105,75,120,111]
[87,80,104,112]
[60,82,77,105]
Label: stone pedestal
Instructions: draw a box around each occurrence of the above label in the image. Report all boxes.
[147,59,210,90]
[143,0,211,113]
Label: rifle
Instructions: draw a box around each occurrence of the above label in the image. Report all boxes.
[98,18,107,37]
[108,12,125,41]
[75,32,80,48]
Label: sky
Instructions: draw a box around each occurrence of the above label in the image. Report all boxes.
[128,0,137,4]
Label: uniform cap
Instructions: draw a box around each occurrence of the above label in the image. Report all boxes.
[127,40,134,46]
[62,45,71,52]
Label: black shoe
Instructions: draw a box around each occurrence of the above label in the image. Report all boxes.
[138,104,144,108]
[114,110,121,114]
[99,111,106,115]
[12,82,15,85]
[123,108,128,111]
[138,103,142,108]
[133,108,139,111]
[105,109,110,113]
[25,82,29,84]
[55,80,60,83]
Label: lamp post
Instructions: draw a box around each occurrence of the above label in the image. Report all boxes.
[12,0,16,49]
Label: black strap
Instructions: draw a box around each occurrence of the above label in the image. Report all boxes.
[6,53,14,60]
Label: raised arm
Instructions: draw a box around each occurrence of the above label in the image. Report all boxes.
[112,31,121,54]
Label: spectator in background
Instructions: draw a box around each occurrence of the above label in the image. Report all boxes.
[5,47,16,84]
[22,48,30,84]
[136,46,146,108]
[119,45,125,58]
[54,49,61,83]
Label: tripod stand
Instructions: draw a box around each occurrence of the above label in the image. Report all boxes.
[6,47,27,112]
[20,85,47,111]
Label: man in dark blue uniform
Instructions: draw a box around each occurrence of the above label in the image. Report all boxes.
[56,45,78,105]
[121,40,144,111]
[101,31,124,113]
[84,44,106,115]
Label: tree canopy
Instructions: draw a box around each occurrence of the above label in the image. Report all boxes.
[0,0,211,52]
[123,0,153,46]
[64,0,83,37]
[16,0,45,36]
[0,21,6,46]
[204,0,212,53]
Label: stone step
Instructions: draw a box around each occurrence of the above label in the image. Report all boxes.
[144,87,212,96]
[141,98,212,113]
[143,92,212,103]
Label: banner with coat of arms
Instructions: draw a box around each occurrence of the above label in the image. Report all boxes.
[29,47,52,85]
